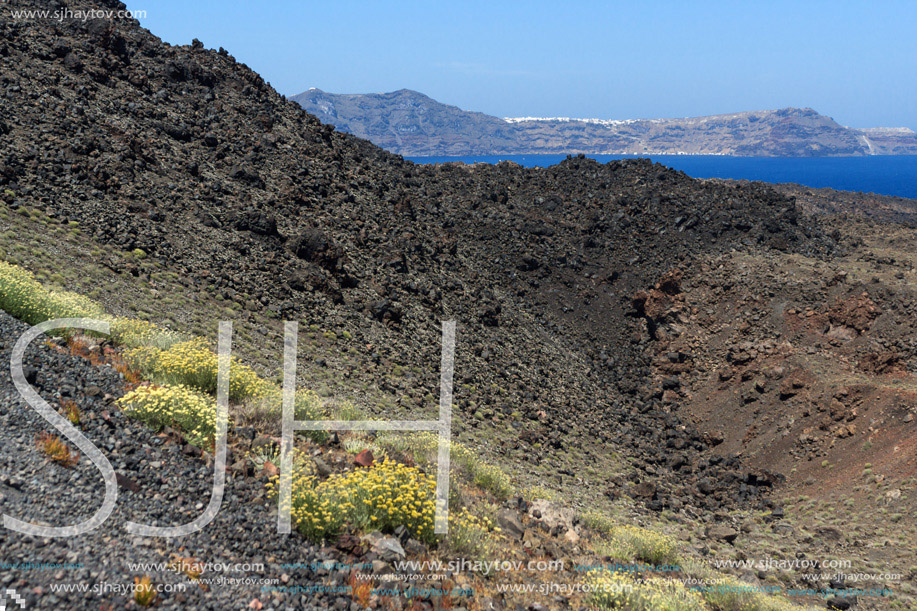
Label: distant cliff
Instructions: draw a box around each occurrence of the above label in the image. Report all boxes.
[291,89,917,157]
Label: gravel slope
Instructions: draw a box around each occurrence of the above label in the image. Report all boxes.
[0,311,359,611]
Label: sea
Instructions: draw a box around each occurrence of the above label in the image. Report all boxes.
[406,155,917,200]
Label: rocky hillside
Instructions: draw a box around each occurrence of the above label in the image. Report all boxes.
[0,0,835,514]
[293,89,917,157]
[290,88,521,155]
[2,1,916,609]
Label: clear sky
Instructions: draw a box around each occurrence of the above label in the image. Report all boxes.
[127,1,916,129]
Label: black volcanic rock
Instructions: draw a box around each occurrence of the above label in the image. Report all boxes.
[231,209,280,237]
[290,227,342,270]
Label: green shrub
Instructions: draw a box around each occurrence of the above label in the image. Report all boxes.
[698,574,811,610]
[581,509,617,535]
[377,431,513,499]
[677,561,813,611]
[597,524,679,565]
[333,401,364,421]
[341,435,383,456]
[587,570,706,611]
[245,388,329,442]
[526,485,560,502]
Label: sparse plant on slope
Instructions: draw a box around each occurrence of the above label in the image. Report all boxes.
[61,399,81,426]
[341,434,384,457]
[36,432,79,467]
[680,561,814,611]
[443,508,496,559]
[582,509,618,535]
[168,554,203,581]
[237,388,330,442]
[597,524,679,565]
[587,569,706,611]
[108,316,183,350]
[133,575,157,607]
[377,431,513,499]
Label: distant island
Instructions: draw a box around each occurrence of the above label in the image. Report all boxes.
[291,88,917,157]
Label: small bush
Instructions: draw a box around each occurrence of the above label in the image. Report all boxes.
[0,260,103,326]
[108,316,182,350]
[376,432,513,499]
[293,389,325,421]
[587,570,706,611]
[118,384,216,447]
[249,444,308,476]
[126,338,271,401]
[342,436,383,456]
[581,509,617,535]
[61,399,81,426]
[694,572,810,611]
[168,555,203,581]
[526,485,560,502]
[269,458,437,543]
[333,401,364,421]
[444,508,495,559]
[36,432,79,467]
[133,575,157,607]
[245,388,329,442]
[598,524,679,565]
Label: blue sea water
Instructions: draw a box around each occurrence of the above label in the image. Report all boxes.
[406,155,917,200]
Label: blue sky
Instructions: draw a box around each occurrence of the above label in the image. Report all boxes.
[129,1,916,128]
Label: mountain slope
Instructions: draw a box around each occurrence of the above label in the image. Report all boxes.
[291,88,521,153]
[293,88,917,157]
[0,0,835,522]
[2,1,916,609]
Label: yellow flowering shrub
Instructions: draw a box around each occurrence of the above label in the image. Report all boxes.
[117,384,216,447]
[0,260,103,326]
[526,485,560,502]
[0,261,188,348]
[108,316,182,350]
[268,458,437,543]
[587,570,706,611]
[444,508,495,558]
[126,338,271,401]
[376,431,513,499]
[599,524,680,566]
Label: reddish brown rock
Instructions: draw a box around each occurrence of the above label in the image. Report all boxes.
[826,293,880,333]
[354,449,374,468]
